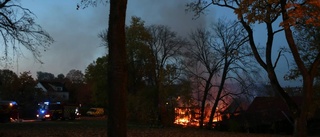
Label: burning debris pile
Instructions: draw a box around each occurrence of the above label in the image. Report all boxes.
[174,107,200,126]
[174,106,222,127]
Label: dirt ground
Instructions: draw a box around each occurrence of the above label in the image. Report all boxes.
[0,118,290,137]
[0,128,290,137]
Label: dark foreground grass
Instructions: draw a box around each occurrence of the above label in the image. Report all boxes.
[0,118,289,137]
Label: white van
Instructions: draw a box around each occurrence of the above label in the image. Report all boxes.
[86,108,104,116]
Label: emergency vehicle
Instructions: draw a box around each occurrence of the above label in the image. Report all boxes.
[0,101,19,123]
[37,101,80,121]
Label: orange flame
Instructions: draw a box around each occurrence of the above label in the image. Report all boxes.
[174,107,222,127]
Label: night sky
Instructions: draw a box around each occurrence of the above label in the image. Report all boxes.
[3,0,299,86]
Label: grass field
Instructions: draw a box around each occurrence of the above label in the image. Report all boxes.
[0,118,290,137]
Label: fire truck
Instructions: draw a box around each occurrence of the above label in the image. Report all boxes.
[37,101,80,121]
[0,101,19,123]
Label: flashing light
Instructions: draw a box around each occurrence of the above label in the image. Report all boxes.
[8,101,17,106]
[75,108,78,113]
[44,102,49,105]
[41,110,45,114]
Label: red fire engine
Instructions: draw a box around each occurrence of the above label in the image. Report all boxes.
[0,101,19,123]
[37,101,80,121]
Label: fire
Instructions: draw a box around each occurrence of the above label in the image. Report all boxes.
[174,107,222,127]
[174,107,199,126]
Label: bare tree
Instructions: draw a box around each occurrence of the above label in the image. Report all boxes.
[183,19,257,128]
[0,0,53,63]
[187,0,320,136]
[146,24,186,126]
[206,19,256,128]
[184,27,219,128]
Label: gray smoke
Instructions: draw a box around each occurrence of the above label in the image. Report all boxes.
[127,0,210,37]
[16,0,212,78]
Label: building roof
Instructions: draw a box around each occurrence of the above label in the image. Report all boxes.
[245,96,302,124]
[37,81,68,93]
[221,98,250,114]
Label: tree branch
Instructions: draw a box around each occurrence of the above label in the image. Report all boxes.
[274,50,282,68]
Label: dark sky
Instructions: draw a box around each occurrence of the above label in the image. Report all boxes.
[4,0,299,86]
[14,0,210,77]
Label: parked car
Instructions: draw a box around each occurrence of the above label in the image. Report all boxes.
[86,108,104,116]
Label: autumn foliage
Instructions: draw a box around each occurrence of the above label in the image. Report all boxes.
[232,0,320,26]
[286,0,320,26]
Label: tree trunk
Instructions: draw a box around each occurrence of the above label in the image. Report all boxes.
[294,114,307,137]
[279,1,318,136]
[207,60,228,129]
[107,0,128,137]
[206,88,222,129]
[199,73,214,128]
[293,95,308,137]
[241,16,302,136]
[242,13,303,135]
[199,89,208,128]
[294,76,313,137]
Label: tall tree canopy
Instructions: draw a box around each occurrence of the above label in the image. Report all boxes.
[285,19,320,80]
[0,69,18,99]
[126,16,154,94]
[66,69,85,83]
[85,56,108,107]
[36,71,54,81]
